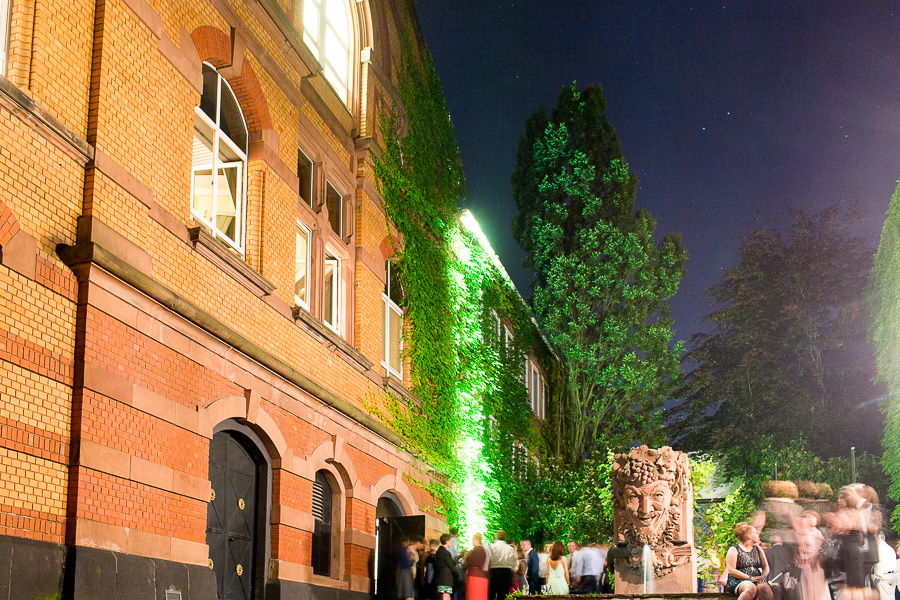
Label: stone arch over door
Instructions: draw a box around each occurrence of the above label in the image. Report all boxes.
[371,471,415,516]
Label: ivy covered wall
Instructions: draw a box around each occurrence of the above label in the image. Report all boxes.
[370,27,561,539]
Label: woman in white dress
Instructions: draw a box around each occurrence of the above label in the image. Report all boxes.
[546,541,571,595]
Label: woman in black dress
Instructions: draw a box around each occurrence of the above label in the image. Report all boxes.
[725,523,774,600]
[434,534,458,600]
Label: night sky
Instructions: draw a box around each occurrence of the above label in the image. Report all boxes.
[412,0,900,341]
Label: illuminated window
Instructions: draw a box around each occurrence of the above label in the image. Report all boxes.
[298,147,314,208]
[326,182,342,237]
[383,261,403,378]
[323,253,340,332]
[295,221,311,308]
[0,0,9,77]
[191,63,248,252]
[298,0,351,102]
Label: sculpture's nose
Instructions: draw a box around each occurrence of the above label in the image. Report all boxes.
[639,495,651,515]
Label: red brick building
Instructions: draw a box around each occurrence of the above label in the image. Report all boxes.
[0,0,554,598]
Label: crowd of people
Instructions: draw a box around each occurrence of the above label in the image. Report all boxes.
[394,529,614,600]
[721,484,899,600]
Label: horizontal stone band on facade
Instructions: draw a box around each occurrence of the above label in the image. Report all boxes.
[57,240,410,451]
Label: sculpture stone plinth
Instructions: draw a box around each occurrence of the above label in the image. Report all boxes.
[611,446,697,594]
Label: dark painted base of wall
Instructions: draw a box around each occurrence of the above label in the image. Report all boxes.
[266,579,372,600]
[0,534,216,600]
[64,545,217,600]
[0,534,66,600]
[0,534,382,600]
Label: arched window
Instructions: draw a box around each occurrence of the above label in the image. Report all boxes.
[191,63,249,252]
[298,0,352,103]
[312,470,334,576]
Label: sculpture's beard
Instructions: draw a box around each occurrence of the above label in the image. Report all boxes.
[623,508,678,549]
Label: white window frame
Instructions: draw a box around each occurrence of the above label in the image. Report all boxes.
[382,262,403,379]
[541,381,548,420]
[323,253,341,334]
[300,0,351,103]
[0,0,10,77]
[190,64,248,254]
[504,324,514,351]
[295,219,312,309]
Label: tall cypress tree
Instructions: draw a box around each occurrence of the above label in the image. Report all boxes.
[512,84,687,459]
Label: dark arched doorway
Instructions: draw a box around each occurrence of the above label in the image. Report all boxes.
[207,427,268,600]
[376,491,404,518]
[375,492,423,600]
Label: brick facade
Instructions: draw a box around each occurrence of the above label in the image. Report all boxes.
[0,0,554,597]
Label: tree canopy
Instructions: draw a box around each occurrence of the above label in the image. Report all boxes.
[673,202,882,478]
[512,83,687,459]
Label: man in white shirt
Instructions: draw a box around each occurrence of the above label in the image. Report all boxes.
[580,543,604,593]
[875,532,897,600]
[538,543,550,593]
[489,531,517,600]
[567,541,583,592]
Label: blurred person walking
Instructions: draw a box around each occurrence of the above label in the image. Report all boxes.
[832,485,879,600]
[874,533,896,600]
[397,538,418,600]
[765,534,792,600]
[567,541,583,593]
[546,542,571,595]
[794,511,829,600]
[488,531,516,600]
[465,534,490,600]
[580,543,604,594]
[538,544,550,593]
[516,548,527,591]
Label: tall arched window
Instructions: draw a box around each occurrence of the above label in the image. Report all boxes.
[191,63,249,252]
[311,470,334,576]
[298,0,351,103]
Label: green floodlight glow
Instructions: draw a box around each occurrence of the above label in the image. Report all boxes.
[447,224,494,540]
[460,209,516,290]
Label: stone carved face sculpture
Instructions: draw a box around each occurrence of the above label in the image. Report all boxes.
[611,446,690,549]
[622,480,674,544]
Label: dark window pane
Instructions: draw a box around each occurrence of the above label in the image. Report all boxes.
[389,266,402,305]
[299,149,313,207]
[219,81,248,154]
[199,64,218,122]
[326,182,342,235]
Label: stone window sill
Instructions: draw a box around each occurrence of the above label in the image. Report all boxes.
[384,373,421,407]
[188,226,276,298]
[291,304,374,373]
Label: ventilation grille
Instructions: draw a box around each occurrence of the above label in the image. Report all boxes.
[312,478,326,522]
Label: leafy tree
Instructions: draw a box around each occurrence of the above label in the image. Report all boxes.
[869,181,900,528]
[674,202,882,475]
[512,84,687,459]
